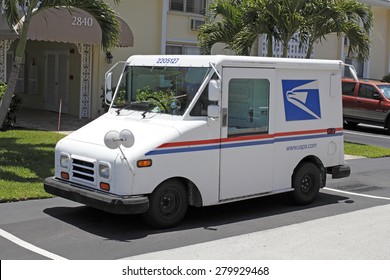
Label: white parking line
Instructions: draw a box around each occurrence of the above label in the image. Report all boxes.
[0,228,67,260]
[324,187,390,201]
[344,129,390,140]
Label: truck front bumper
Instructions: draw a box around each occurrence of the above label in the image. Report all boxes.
[44,177,149,215]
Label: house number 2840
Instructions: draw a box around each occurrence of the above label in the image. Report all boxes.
[72,16,93,26]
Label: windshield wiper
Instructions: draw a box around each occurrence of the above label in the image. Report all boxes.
[115,101,153,115]
[115,104,131,115]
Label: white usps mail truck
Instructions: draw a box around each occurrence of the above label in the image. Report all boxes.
[44,55,351,228]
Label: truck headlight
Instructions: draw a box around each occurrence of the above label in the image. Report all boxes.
[99,163,110,179]
[60,154,70,169]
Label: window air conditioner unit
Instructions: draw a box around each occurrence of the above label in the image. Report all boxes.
[190,19,205,31]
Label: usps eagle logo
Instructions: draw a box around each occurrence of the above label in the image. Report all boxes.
[282,80,321,121]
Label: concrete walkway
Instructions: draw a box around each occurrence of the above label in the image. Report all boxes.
[15,108,92,134]
[124,203,390,260]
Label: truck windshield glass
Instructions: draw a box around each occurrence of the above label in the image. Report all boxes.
[378,85,390,99]
[113,66,211,116]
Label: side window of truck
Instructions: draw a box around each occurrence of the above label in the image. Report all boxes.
[358,84,376,99]
[228,79,269,136]
[190,85,209,116]
[342,82,356,96]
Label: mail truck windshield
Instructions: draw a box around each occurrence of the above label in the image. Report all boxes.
[112,66,211,116]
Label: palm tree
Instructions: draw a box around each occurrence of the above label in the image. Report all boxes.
[198,0,250,55]
[237,0,279,57]
[266,0,307,58]
[301,0,372,59]
[198,0,372,60]
[0,0,121,128]
[199,0,308,57]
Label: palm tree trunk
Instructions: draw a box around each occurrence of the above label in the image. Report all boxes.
[305,38,315,59]
[267,34,273,57]
[0,57,23,128]
[0,17,30,128]
[305,42,314,59]
[282,41,289,58]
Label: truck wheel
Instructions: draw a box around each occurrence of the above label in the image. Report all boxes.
[143,179,188,228]
[386,118,390,135]
[291,162,320,205]
[319,165,326,188]
[344,121,358,128]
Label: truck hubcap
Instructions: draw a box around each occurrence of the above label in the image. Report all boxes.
[300,174,313,194]
[160,191,178,216]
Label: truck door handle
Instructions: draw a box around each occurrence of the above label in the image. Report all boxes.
[249,108,254,123]
[222,108,227,127]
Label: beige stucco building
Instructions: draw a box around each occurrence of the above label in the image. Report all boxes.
[0,0,206,118]
[1,0,390,119]
[313,0,390,80]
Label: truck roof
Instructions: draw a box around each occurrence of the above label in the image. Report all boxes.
[342,77,390,86]
[127,55,344,70]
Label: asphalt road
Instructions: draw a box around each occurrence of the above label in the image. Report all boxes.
[344,124,390,148]
[1,156,390,260]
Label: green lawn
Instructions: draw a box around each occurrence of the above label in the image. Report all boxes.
[344,141,390,158]
[1,130,390,202]
[0,129,64,202]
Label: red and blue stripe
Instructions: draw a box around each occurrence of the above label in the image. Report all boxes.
[145,128,343,156]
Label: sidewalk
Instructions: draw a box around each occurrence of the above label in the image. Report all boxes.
[124,203,390,260]
[15,108,92,134]
[344,154,365,160]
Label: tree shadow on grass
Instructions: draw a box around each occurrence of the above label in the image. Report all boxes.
[0,135,57,186]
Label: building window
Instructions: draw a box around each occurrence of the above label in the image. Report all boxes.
[170,0,206,15]
[166,44,201,55]
[260,33,311,59]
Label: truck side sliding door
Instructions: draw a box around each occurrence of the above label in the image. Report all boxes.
[219,67,275,201]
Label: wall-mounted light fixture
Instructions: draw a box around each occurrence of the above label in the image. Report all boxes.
[106,51,113,64]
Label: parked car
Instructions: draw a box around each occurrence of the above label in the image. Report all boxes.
[342,78,390,133]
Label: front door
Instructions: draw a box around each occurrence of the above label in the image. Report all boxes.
[44,50,69,113]
[354,83,387,123]
[219,67,275,201]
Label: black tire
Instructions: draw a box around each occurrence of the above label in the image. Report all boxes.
[344,121,358,129]
[386,118,390,135]
[319,164,326,189]
[143,179,188,228]
[291,162,321,205]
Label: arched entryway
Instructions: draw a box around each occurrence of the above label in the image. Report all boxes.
[0,7,133,118]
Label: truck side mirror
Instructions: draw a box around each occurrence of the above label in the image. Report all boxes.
[208,79,220,102]
[373,93,383,101]
[208,80,220,118]
[207,105,220,118]
[105,72,113,103]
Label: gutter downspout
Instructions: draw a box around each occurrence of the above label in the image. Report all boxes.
[161,0,169,54]
[340,35,345,62]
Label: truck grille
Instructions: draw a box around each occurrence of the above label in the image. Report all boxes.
[72,158,95,183]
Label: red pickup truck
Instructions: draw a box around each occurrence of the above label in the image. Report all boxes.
[342,78,390,133]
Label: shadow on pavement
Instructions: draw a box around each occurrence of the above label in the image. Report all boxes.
[43,191,350,242]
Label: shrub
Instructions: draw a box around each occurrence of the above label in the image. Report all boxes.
[382,73,390,82]
[0,82,22,128]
